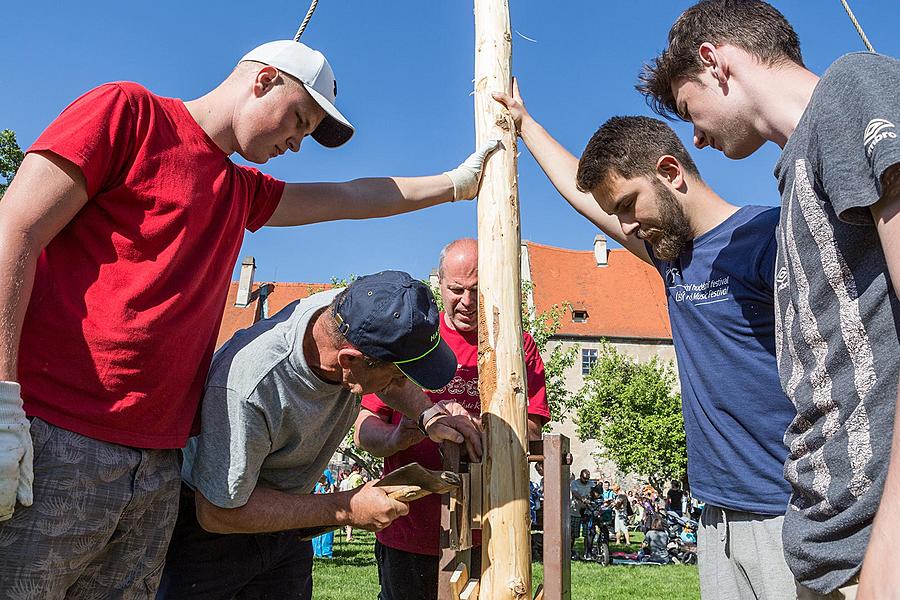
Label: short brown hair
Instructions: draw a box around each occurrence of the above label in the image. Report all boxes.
[575,116,700,193]
[637,0,804,120]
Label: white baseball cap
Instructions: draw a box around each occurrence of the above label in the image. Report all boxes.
[240,40,354,148]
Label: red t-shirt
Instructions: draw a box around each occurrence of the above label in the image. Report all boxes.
[361,312,550,555]
[20,82,284,449]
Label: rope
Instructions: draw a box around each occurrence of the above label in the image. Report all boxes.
[839,0,875,53]
[294,0,319,42]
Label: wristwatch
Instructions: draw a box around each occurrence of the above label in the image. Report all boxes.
[416,404,449,434]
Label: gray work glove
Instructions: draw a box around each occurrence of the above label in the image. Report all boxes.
[0,382,33,521]
[442,139,502,201]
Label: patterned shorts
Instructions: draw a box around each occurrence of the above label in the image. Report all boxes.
[0,418,180,600]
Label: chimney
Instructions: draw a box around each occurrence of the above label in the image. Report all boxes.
[593,234,608,267]
[235,256,256,307]
[429,268,440,290]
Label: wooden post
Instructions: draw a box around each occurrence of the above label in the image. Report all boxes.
[474,1,530,599]
[541,434,572,600]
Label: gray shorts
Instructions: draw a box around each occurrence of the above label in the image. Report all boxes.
[698,504,796,600]
[0,418,180,599]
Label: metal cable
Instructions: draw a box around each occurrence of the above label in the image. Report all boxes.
[294,0,319,42]
[839,0,876,53]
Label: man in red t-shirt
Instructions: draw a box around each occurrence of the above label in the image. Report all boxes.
[354,238,550,600]
[0,40,496,597]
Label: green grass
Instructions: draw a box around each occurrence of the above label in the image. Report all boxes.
[312,530,699,600]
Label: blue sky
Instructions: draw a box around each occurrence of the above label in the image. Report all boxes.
[4,1,897,283]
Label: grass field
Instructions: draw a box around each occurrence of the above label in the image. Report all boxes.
[312,531,700,600]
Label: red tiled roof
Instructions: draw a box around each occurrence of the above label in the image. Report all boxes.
[527,242,671,340]
[216,282,335,349]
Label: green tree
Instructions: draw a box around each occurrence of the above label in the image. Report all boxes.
[340,426,383,480]
[520,283,578,425]
[0,129,25,198]
[574,342,686,490]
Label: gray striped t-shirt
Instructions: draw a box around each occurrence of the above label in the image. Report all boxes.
[774,52,900,594]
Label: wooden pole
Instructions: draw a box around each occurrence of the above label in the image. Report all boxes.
[473,1,531,598]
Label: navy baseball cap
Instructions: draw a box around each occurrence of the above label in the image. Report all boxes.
[332,271,457,391]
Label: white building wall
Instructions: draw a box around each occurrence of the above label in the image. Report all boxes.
[541,338,678,487]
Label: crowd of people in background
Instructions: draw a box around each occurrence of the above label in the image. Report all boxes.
[311,465,372,558]
[315,462,703,568]
[563,470,703,564]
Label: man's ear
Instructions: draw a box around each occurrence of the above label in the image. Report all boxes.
[337,347,364,370]
[252,65,281,98]
[656,155,686,189]
[698,42,728,85]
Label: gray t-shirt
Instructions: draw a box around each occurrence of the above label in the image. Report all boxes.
[644,530,669,561]
[182,288,361,508]
[570,480,593,517]
[774,52,900,593]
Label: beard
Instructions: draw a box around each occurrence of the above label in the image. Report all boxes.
[643,181,693,261]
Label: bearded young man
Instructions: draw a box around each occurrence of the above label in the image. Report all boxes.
[493,87,797,599]
[639,2,900,598]
[0,40,495,598]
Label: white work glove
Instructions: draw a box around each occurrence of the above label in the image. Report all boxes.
[442,139,502,201]
[0,382,33,521]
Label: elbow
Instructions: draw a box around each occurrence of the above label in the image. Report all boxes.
[0,222,41,262]
[355,430,384,457]
[353,413,388,457]
[527,416,545,442]
[195,497,237,534]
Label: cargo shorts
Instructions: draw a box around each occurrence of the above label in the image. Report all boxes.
[0,418,180,599]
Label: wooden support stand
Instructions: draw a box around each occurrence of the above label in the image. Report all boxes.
[439,434,571,600]
[440,443,480,600]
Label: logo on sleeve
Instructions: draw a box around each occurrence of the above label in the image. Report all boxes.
[776,266,789,292]
[864,118,896,157]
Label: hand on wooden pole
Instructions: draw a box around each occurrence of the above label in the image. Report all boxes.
[442,139,502,201]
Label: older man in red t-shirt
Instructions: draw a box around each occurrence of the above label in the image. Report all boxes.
[355,237,550,600]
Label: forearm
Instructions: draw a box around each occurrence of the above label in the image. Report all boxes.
[376,380,432,420]
[0,233,40,380]
[527,415,543,441]
[341,175,454,219]
[519,116,588,206]
[269,175,454,227]
[355,413,406,458]
[861,169,900,589]
[196,486,352,534]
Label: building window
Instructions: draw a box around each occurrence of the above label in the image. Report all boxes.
[582,348,598,375]
[572,309,588,323]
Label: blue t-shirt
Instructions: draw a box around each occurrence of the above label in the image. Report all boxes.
[649,205,794,515]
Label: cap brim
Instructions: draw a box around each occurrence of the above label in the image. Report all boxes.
[396,338,458,391]
[304,85,354,148]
